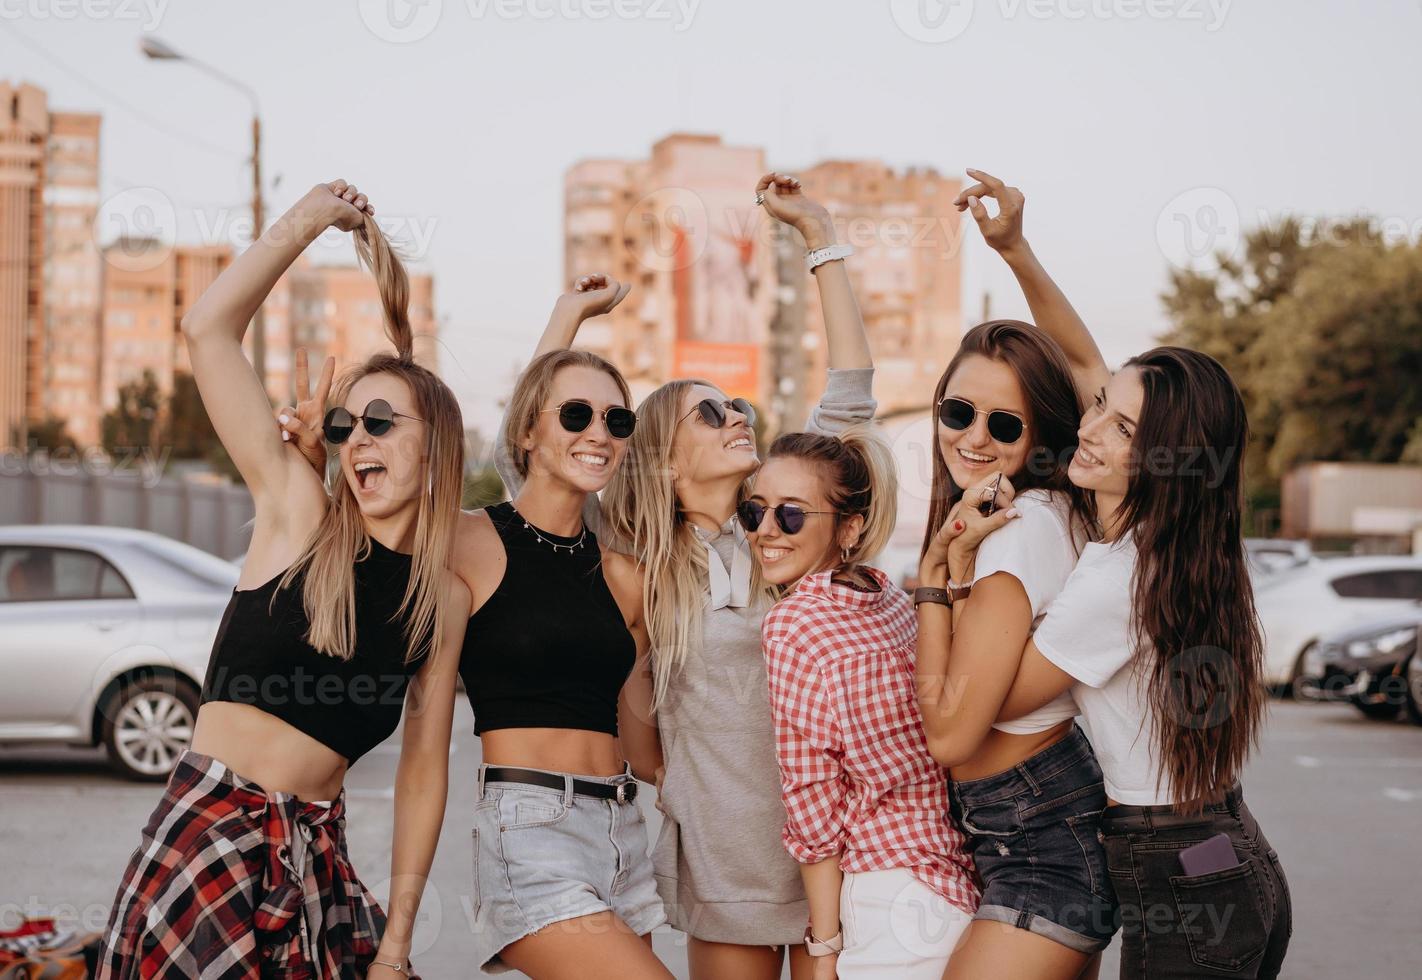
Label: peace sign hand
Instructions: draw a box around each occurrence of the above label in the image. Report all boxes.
[276,347,335,476]
[954,168,1026,255]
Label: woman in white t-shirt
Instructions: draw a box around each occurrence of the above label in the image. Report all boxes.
[949,171,1292,979]
[915,315,1117,973]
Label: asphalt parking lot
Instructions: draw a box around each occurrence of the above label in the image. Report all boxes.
[1,698,1417,978]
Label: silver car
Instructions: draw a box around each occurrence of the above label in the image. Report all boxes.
[0,525,238,780]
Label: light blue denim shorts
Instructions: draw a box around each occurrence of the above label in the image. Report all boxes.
[470,764,666,973]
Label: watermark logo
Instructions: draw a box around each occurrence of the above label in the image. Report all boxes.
[621,186,709,274]
[93,187,177,272]
[890,0,976,43]
[358,0,444,43]
[0,0,170,31]
[1156,186,1241,271]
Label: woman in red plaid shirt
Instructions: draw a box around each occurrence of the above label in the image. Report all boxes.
[740,426,997,979]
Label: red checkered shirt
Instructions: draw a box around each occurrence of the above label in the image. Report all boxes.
[762,566,979,915]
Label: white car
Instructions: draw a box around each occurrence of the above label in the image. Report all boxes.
[0,525,238,779]
[1254,555,1422,692]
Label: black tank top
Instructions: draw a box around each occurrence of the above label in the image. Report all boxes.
[200,537,427,763]
[460,501,635,736]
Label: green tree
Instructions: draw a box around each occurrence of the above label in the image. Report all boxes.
[101,370,162,456]
[462,465,507,510]
[1162,219,1422,497]
[27,416,78,453]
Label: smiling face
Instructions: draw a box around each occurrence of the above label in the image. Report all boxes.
[339,372,429,520]
[1070,366,1143,505]
[521,364,630,494]
[670,383,759,487]
[745,456,862,588]
[937,354,1032,490]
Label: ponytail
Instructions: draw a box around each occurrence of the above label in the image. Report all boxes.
[765,424,897,572]
[353,213,414,361]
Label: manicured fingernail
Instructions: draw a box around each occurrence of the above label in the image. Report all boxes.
[282,431,290,442]
[968,196,978,206]
[953,520,964,532]
[279,414,290,424]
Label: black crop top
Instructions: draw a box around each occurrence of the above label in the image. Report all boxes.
[460,501,635,736]
[200,537,427,763]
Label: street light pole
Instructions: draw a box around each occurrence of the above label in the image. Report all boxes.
[140,38,268,390]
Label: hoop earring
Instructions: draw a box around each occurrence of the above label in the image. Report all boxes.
[840,546,850,564]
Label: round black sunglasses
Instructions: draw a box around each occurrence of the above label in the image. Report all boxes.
[323,399,424,444]
[736,500,838,535]
[681,397,757,430]
[543,400,637,440]
[936,396,1025,444]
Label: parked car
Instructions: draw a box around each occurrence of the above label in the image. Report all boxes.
[0,526,237,779]
[1245,537,1314,577]
[1253,555,1422,695]
[1301,612,1422,721]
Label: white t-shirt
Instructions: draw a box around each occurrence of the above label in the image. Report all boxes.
[1033,535,1174,806]
[971,489,1085,735]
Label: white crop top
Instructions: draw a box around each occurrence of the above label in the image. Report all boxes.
[970,489,1086,735]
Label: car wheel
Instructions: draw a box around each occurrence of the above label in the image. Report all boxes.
[1405,655,1422,727]
[1286,645,1318,701]
[1350,696,1402,721]
[100,675,199,781]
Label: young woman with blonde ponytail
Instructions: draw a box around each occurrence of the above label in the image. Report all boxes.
[745,425,981,979]
[97,181,470,980]
[492,173,879,980]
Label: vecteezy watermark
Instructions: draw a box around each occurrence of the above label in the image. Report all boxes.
[891,0,1232,44]
[359,0,701,43]
[93,187,179,272]
[1156,186,1242,271]
[0,0,168,30]
[1,443,172,487]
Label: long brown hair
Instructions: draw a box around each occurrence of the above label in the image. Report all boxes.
[278,214,464,664]
[765,424,898,575]
[921,319,1094,558]
[1116,346,1265,810]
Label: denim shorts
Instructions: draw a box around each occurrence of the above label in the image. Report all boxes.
[469,764,666,974]
[947,725,1119,953]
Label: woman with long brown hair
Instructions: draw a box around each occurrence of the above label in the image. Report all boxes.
[936,171,1292,979]
[98,180,470,979]
[495,173,879,980]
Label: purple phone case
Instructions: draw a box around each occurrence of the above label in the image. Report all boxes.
[1179,832,1241,876]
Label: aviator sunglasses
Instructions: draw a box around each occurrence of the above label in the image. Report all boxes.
[936,396,1026,445]
[323,399,424,444]
[542,400,637,439]
[680,397,757,430]
[736,500,838,535]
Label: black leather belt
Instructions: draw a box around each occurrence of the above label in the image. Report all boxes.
[484,766,639,804]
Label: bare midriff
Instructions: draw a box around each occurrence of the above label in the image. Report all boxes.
[949,718,1075,783]
[190,702,348,802]
[480,727,625,778]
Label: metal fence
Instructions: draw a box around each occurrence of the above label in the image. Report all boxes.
[0,468,254,560]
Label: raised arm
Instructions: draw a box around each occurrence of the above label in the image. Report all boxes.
[756,172,871,371]
[182,181,370,502]
[957,169,1110,403]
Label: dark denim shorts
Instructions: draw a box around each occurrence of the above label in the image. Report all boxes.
[1101,784,1291,979]
[947,725,1119,953]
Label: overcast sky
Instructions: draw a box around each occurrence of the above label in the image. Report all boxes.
[5,0,1421,432]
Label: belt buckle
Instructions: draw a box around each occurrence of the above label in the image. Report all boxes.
[613,777,635,805]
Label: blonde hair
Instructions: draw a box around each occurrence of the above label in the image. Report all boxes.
[765,424,897,573]
[277,214,464,663]
[499,348,632,480]
[602,380,776,708]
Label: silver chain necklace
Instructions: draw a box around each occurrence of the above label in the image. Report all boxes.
[512,505,587,555]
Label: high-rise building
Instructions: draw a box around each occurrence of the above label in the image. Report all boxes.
[0,82,102,448]
[562,134,963,429]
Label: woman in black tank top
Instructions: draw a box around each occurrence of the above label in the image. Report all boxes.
[97,181,469,980]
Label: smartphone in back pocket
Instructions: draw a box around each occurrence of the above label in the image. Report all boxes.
[1179,832,1241,875]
